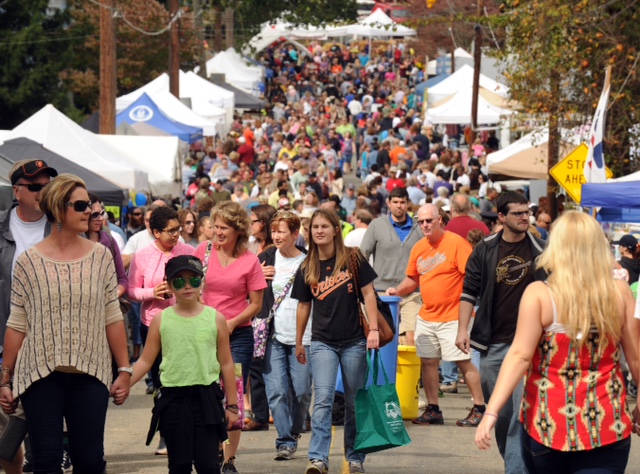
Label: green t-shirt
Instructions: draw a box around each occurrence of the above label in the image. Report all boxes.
[159,306,220,387]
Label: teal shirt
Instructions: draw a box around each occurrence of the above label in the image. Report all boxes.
[159,306,220,387]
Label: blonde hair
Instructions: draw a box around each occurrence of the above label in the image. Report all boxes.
[39,173,86,224]
[209,201,250,257]
[536,211,621,347]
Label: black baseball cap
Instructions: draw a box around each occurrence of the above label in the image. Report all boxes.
[613,234,638,252]
[165,255,204,280]
[11,160,58,185]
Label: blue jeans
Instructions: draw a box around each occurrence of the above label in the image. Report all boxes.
[522,426,630,474]
[481,343,527,474]
[128,301,142,346]
[440,361,458,384]
[263,339,312,450]
[230,326,254,389]
[21,372,109,473]
[308,339,367,468]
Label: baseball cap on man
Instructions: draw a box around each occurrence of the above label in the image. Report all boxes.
[613,234,638,252]
[11,160,58,185]
[165,255,204,280]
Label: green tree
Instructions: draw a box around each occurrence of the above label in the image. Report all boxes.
[0,0,81,129]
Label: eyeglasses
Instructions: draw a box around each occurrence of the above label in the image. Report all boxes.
[14,182,48,192]
[162,227,181,236]
[66,200,92,212]
[132,212,143,217]
[170,276,202,289]
[417,217,438,225]
[90,210,106,220]
[508,211,533,218]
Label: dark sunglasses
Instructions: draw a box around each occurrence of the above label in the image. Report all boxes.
[132,212,143,216]
[91,210,106,220]
[170,276,202,289]
[66,200,92,212]
[14,183,48,192]
[417,217,438,225]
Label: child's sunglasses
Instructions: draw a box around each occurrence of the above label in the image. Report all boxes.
[170,276,202,289]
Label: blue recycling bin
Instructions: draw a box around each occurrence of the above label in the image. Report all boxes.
[336,295,401,392]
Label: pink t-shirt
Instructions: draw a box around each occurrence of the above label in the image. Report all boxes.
[193,243,267,327]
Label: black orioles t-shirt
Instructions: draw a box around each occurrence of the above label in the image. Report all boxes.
[490,238,534,344]
[292,255,377,345]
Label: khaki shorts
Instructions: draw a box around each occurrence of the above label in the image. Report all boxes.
[415,318,470,362]
[399,292,422,334]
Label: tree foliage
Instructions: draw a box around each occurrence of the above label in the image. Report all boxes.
[0,0,81,129]
[493,0,640,175]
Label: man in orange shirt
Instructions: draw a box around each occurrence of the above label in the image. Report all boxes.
[389,139,407,166]
[387,204,485,428]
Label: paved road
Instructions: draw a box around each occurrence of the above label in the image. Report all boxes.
[104,382,639,473]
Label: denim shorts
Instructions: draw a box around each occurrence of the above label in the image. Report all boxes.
[230,326,254,389]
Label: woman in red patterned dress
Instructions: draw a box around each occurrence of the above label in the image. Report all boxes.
[475,211,640,473]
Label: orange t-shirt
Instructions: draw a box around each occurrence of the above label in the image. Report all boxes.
[389,146,407,165]
[406,232,472,323]
[243,128,255,147]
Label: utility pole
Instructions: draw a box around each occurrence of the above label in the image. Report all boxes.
[99,0,116,134]
[168,0,180,97]
[471,0,484,132]
[193,0,207,78]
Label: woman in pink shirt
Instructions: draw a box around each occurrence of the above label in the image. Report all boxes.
[194,201,266,474]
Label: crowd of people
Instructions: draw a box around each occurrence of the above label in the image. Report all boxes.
[1,38,640,474]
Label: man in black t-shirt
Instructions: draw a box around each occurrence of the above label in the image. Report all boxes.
[456,191,546,474]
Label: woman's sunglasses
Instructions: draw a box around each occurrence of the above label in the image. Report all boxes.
[170,277,202,289]
[91,210,106,221]
[66,200,92,212]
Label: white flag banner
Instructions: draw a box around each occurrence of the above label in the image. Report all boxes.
[583,66,612,184]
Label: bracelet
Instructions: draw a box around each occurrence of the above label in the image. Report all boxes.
[484,412,498,419]
[225,404,238,410]
[0,382,11,389]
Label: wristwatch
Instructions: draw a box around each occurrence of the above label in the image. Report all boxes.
[117,367,133,376]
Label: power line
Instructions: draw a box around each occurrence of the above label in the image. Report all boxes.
[0,34,98,46]
[87,0,183,36]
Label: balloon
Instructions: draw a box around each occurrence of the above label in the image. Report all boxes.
[135,193,148,206]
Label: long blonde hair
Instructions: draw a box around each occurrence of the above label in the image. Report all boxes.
[536,211,621,346]
[209,201,250,257]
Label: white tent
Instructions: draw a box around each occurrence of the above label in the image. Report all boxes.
[98,135,183,196]
[7,105,149,191]
[205,51,262,96]
[334,8,417,37]
[427,64,509,105]
[116,71,231,132]
[147,90,218,136]
[225,48,265,79]
[243,25,327,57]
[487,129,579,179]
[425,87,514,125]
[427,48,471,75]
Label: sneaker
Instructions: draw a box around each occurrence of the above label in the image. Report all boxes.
[305,459,328,474]
[440,382,458,393]
[274,446,295,461]
[456,406,484,427]
[61,449,72,472]
[154,437,168,455]
[412,407,444,425]
[349,461,365,473]
[145,385,155,395]
[221,456,239,473]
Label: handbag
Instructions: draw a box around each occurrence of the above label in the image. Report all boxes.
[354,350,411,454]
[348,248,395,347]
[252,272,297,359]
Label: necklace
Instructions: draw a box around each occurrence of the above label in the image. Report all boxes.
[218,249,234,267]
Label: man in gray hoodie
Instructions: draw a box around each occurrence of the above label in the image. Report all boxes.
[360,187,422,345]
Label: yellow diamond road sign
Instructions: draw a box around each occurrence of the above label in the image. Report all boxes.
[549,143,613,204]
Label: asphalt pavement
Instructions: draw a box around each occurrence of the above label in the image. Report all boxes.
[104,381,640,473]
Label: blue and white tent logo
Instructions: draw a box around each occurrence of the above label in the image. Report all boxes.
[129,105,154,122]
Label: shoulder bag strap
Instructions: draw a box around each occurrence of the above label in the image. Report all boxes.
[200,241,213,294]
[268,272,298,322]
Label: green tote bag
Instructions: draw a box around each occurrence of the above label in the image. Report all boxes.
[354,350,412,454]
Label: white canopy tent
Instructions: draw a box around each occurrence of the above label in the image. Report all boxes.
[425,86,514,126]
[225,48,265,79]
[333,8,417,38]
[116,71,231,133]
[427,64,509,106]
[205,51,262,96]
[7,105,149,191]
[487,129,579,179]
[98,135,183,196]
[243,25,325,57]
